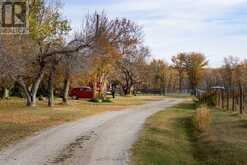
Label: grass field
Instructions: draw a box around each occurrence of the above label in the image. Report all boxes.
[131,101,247,165]
[0,95,167,150]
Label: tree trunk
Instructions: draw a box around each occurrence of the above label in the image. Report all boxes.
[48,65,56,107]
[30,70,45,107]
[240,85,244,114]
[93,81,98,99]
[17,80,32,106]
[227,88,230,111]
[3,88,9,99]
[98,74,106,99]
[124,89,129,96]
[221,90,225,109]
[191,86,196,96]
[232,89,235,112]
[122,85,131,96]
[62,77,70,104]
[179,72,183,93]
[16,67,45,107]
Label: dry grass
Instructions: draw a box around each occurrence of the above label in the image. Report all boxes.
[0,95,165,150]
[193,107,211,132]
[191,110,247,165]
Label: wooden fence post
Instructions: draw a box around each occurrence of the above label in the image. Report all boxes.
[232,88,235,112]
[240,85,244,114]
[218,92,221,107]
[221,90,225,109]
[227,88,230,111]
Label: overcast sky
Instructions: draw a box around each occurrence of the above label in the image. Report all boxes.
[63,0,247,67]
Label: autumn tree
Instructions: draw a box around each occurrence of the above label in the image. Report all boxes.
[148,59,169,94]
[184,52,208,95]
[222,56,239,90]
[81,12,147,98]
[83,13,121,99]
[240,60,247,88]
[9,0,71,106]
[1,1,92,106]
[221,56,242,111]
[172,53,186,92]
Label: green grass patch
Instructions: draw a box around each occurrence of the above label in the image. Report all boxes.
[131,102,247,165]
[131,102,197,165]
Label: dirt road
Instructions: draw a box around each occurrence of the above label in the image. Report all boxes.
[0,99,181,165]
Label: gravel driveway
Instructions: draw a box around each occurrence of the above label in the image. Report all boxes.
[0,99,181,165]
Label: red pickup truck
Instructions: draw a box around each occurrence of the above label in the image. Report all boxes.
[70,86,93,99]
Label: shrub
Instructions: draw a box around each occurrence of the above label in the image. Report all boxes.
[193,107,211,132]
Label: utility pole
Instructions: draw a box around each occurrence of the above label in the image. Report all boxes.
[96,14,99,37]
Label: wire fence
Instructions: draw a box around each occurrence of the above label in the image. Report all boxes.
[198,86,246,114]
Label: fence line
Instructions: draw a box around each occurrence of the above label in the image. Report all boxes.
[198,85,246,114]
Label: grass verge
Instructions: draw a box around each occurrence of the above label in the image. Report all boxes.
[131,102,247,165]
[0,95,166,150]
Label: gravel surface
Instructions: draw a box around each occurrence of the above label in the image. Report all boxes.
[0,99,181,165]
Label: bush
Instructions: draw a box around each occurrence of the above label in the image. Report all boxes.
[193,107,211,132]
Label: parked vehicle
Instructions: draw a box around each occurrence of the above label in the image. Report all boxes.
[70,86,93,99]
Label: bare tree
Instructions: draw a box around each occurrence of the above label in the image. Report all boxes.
[60,49,88,104]
[116,46,150,95]
[110,19,147,95]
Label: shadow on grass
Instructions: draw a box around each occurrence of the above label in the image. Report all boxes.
[172,103,197,113]
[239,123,247,129]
